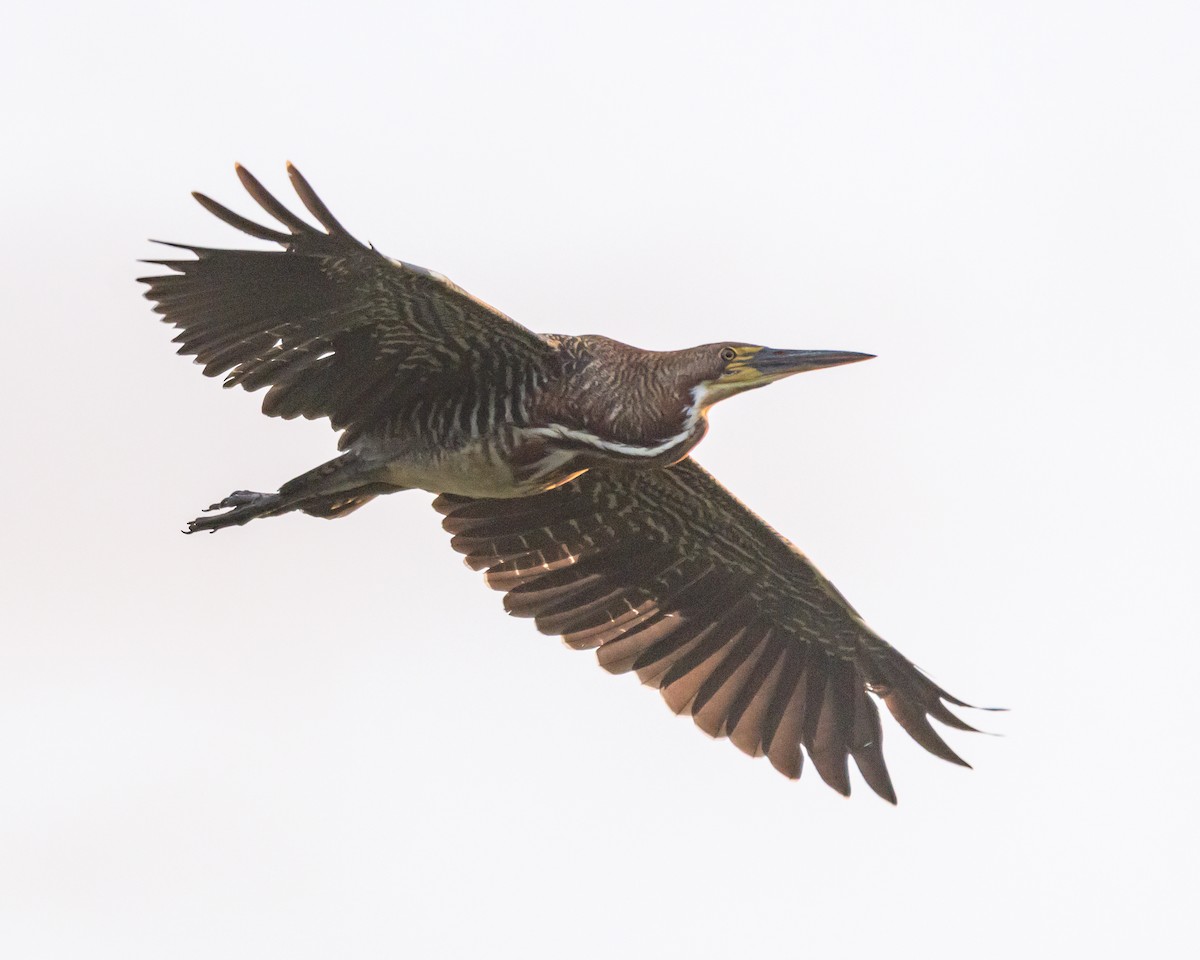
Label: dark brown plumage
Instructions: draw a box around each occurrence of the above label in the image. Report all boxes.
[140,164,985,802]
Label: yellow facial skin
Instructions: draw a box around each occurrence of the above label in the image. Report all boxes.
[695,347,774,409]
[718,345,772,385]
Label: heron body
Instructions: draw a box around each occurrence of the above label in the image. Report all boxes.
[141,164,984,802]
[349,332,730,500]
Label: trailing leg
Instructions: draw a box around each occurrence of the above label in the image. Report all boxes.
[185,454,407,534]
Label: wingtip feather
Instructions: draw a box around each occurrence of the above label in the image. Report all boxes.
[191,191,292,244]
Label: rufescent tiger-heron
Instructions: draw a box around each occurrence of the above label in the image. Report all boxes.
[140,164,986,803]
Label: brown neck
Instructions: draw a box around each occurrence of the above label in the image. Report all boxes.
[529,335,711,450]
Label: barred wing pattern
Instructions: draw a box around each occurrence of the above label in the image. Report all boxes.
[139,164,555,448]
[435,459,976,802]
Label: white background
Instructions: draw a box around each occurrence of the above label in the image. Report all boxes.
[3,1,1197,957]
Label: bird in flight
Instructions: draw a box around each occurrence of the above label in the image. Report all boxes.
[140,164,982,802]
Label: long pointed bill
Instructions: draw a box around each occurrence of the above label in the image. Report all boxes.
[748,348,875,379]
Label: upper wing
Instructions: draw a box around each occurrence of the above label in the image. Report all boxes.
[139,164,556,448]
[434,458,978,802]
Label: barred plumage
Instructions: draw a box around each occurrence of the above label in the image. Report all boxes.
[140,164,988,801]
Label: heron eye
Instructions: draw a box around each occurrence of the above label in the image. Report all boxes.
[720,347,737,362]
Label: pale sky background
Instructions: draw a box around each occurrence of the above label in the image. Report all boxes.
[2,1,1198,957]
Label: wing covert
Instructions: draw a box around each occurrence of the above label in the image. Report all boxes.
[434,458,978,802]
[139,164,556,447]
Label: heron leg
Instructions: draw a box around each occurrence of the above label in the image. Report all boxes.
[185,454,409,534]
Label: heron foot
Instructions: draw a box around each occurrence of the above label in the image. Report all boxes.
[185,490,280,534]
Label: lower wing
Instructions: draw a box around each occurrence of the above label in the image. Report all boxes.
[434,458,980,802]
